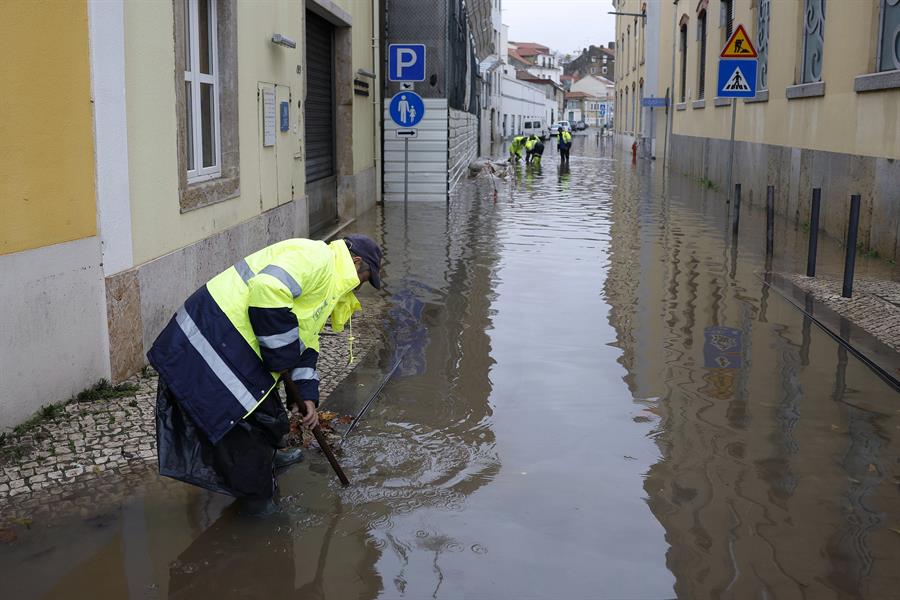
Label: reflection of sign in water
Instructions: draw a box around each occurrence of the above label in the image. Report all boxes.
[701,369,736,400]
[386,283,430,376]
[702,326,742,399]
[704,326,742,369]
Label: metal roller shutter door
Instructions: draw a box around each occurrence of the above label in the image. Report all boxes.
[305,11,334,183]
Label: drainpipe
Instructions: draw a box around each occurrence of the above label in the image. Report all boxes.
[372,0,383,203]
[664,0,678,171]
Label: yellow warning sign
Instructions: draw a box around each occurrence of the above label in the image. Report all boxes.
[720,24,757,58]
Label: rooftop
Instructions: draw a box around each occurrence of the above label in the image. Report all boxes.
[509,41,551,56]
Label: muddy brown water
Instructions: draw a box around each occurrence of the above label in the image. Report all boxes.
[3,136,900,599]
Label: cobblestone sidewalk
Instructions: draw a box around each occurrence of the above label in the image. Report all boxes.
[786,274,900,352]
[0,298,385,525]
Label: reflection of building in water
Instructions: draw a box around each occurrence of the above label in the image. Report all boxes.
[378,192,502,448]
[385,282,431,377]
[8,194,505,598]
[602,172,900,598]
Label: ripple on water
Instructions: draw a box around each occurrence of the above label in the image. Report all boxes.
[332,416,499,521]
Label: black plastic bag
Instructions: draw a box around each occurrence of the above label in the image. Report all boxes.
[156,378,289,499]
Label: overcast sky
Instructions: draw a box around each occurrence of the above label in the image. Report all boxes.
[502,0,617,58]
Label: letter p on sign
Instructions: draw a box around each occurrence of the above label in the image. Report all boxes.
[388,44,426,82]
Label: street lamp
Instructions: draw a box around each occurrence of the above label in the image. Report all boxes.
[607,8,646,24]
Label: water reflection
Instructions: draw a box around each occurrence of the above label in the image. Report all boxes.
[169,507,295,597]
[604,161,900,598]
[3,135,899,599]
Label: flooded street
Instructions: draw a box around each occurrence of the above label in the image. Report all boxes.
[3,135,900,599]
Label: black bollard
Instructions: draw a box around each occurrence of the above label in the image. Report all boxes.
[806,188,821,277]
[732,183,742,237]
[842,194,861,298]
[766,185,775,261]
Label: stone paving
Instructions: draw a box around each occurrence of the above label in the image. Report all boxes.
[786,274,900,352]
[0,298,385,526]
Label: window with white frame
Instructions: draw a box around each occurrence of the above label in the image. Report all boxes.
[184,0,221,182]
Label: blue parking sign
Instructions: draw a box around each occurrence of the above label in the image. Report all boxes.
[388,44,426,82]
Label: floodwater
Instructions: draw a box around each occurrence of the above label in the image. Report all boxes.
[3,134,900,599]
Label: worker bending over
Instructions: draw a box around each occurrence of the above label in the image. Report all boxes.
[149,235,383,516]
[509,134,526,163]
[525,135,545,166]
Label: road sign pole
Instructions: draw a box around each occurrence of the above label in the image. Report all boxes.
[727,99,736,202]
[717,24,758,203]
[403,136,409,205]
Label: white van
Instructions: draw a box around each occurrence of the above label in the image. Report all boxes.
[522,119,547,140]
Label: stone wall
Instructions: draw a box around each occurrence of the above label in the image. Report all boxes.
[105,201,301,381]
[670,134,900,262]
[448,108,478,192]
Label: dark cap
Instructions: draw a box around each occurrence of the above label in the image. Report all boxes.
[344,234,383,289]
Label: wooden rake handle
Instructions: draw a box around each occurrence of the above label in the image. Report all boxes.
[282,377,350,486]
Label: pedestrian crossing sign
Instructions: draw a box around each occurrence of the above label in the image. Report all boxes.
[723,65,752,92]
[717,58,758,98]
[720,24,757,58]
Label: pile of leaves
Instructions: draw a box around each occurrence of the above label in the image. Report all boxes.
[287,410,353,452]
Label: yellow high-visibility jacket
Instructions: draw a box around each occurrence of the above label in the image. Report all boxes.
[509,135,526,157]
[148,239,361,443]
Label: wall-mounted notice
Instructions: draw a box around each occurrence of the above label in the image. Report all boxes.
[263,87,276,147]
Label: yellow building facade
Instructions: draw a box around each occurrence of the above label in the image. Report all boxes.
[0,0,110,427]
[613,0,671,159]
[1,0,383,428]
[617,0,900,261]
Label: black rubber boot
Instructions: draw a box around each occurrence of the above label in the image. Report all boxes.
[273,448,304,471]
[236,497,280,517]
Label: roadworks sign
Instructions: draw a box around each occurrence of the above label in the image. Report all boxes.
[720,24,757,58]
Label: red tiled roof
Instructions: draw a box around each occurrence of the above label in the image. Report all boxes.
[516,72,559,88]
[509,41,550,56]
[508,50,534,66]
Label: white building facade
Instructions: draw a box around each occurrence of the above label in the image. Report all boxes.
[525,52,562,84]
[570,74,615,127]
[500,68,547,137]
[476,0,504,151]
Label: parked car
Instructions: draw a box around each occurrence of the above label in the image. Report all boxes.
[550,121,571,135]
[522,119,547,140]
[574,121,587,131]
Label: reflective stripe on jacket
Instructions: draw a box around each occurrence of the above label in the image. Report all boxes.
[148,239,361,443]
